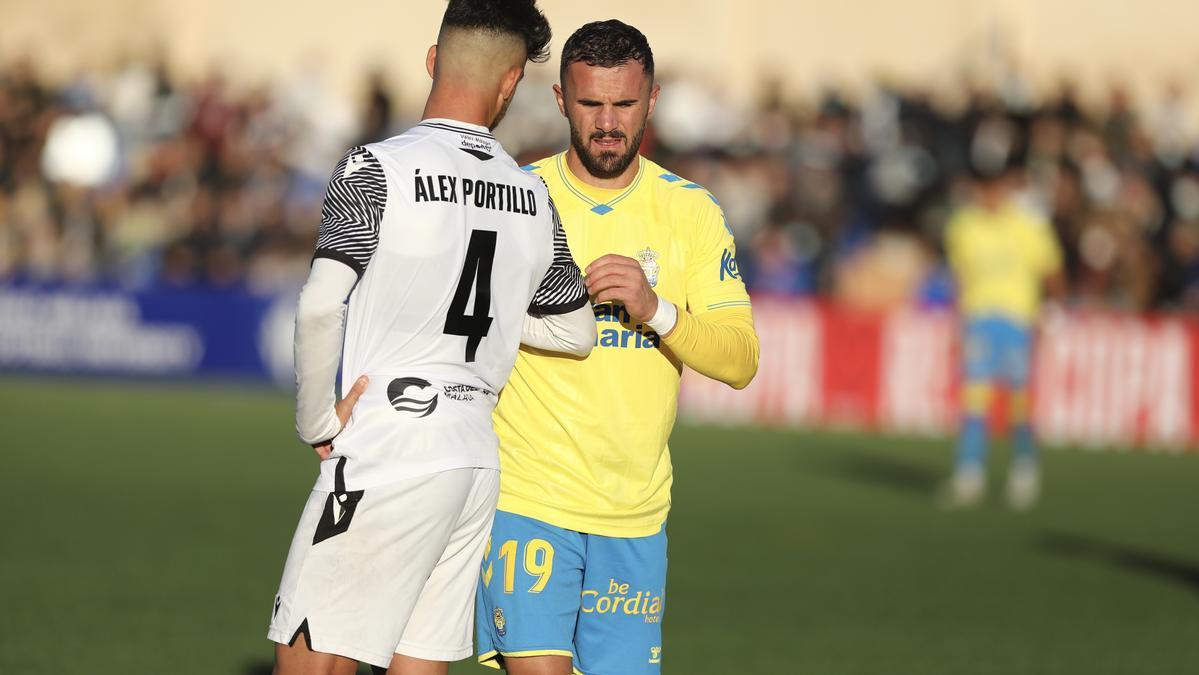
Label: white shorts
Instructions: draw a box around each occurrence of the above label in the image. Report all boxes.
[267,463,500,668]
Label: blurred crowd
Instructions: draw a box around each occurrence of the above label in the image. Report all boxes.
[0,56,389,293]
[3,56,1199,311]
[653,76,1199,312]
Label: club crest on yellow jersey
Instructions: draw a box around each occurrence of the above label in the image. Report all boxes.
[637,247,660,287]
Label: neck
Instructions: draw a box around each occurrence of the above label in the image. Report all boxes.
[979,191,1006,212]
[565,146,640,190]
[422,84,494,129]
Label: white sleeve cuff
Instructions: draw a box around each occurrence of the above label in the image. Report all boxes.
[645,296,678,336]
[299,408,343,446]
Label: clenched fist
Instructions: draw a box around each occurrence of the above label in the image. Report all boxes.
[585,254,659,322]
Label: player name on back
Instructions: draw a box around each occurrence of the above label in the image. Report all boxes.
[413,169,538,217]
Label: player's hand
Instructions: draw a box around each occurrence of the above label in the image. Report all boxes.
[585,254,659,322]
[312,375,369,460]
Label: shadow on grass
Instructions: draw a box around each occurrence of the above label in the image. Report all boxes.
[1040,532,1199,596]
[819,451,942,498]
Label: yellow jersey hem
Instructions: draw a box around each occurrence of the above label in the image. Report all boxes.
[498,494,666,538]
[961,309,1035,328]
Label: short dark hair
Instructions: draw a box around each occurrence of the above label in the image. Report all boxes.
[441,0,552,64]
[560,20,654,80]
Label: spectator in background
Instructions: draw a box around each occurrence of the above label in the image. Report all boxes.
[940,117,1064,510]
[356,69,396,147]
[4,54,1199,315]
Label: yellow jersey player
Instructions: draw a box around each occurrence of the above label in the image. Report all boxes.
[475,20,759,675]
[942,126,1063,510]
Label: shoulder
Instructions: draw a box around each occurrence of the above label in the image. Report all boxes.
[325,146,386,201]
[647,159,718,209]
[645,158,731,234]
[511,154,563,205]
[946,205,981,231]
[362,126,448,168]
[332,144,382,171]
[1012,203,1051,229]
[518,153,562,184]
[505,155,552,190]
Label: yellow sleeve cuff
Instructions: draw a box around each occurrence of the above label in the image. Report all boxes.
[660,305,759,389]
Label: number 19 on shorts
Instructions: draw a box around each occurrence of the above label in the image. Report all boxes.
[482,538,555,594]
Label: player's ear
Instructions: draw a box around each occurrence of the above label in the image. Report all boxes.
[553,83,566,117]
[499,65,523,103]
[646,82,661,119]
[425,45,438,79]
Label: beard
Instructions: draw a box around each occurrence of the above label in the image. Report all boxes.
[569,121,646,180]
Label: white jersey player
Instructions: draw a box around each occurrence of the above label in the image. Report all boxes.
[267,3,592,674]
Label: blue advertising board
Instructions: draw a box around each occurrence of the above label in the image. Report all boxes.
[0,284,298,385]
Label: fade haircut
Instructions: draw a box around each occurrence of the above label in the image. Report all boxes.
[440,0,552,64]
[560,20,655,81]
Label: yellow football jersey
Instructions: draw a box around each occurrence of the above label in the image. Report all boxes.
[493,152,752,537]
[945,202,1062,324]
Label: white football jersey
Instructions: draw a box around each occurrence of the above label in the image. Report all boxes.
[310,119,587,492]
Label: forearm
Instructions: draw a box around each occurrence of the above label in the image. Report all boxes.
[521,303,595,356]
[658,305,759,389]
[294,259,358,444]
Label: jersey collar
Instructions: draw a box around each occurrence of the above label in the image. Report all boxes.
[418,118,495,139]
[555,153,645,216]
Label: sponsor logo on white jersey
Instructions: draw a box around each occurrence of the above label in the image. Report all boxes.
[387,377,439,418]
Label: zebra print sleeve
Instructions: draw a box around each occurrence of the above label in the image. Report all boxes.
[528,197,590,316]
[313,147,386,277]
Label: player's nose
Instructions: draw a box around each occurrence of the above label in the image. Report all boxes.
[594,105,619,132]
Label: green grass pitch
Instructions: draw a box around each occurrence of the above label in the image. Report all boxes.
[1,377,1197,674]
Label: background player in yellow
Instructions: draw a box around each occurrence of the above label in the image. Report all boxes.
[475,20,759,675]
[942,121,1063,509]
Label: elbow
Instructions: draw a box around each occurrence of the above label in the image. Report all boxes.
[295,292,341,329]
[295,419,327,446]
[726,338,760,390]
[295,423,322,446]
[727,361,758,390]
[296,408,339,446]
[520,306,596,357]
[566,338,594,358]
[566,316,595,355]
[562,304,596,357]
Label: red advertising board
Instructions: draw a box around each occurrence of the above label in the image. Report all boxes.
[679,300,1198,451]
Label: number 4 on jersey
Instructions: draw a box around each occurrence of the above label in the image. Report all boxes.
[444,229,497,362]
